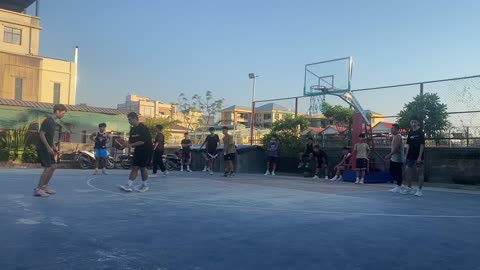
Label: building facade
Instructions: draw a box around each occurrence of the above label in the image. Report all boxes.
[0,3,78,105]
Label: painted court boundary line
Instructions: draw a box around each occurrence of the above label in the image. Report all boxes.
[86,177,480,219]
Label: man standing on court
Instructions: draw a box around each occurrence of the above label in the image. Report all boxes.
[180,132,192,172]
[222,126,236,177]
[264,135,279,176]
[151,124,168,177]
[119,112,153,193]
[90,123,111,175]
[402,116,425,197]
[34,104,67,197]
[200,127,220,175]
[384,124,405,193]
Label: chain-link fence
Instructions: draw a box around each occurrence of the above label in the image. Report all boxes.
[252,75,480,148]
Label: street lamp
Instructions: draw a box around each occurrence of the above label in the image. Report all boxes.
[249,73,258,145]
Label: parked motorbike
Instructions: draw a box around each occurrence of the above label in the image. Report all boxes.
[75,150,115,169]
[164,151,181,171]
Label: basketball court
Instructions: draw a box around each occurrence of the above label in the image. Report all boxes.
[1,168,479,270]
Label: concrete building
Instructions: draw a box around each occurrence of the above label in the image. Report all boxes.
[220,103,292,129]
[0,1,78,105]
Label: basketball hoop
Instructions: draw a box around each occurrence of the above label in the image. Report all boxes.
[309,85,329,94]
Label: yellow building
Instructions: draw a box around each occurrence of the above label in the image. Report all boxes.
[220,103,293,129]
[0,2,77,105]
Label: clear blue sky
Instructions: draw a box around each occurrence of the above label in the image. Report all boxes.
[33,0,480,117]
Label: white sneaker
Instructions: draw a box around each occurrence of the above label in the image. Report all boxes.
[354,178,360,184]
[150,174,158,178]
[187,168,192,172]
[329,176,338,181]
[400,187,413,195]
[264,171,270,176]
[414,189,423,197]
[324,176,329,180]
[136,184,149,193]
[337,176,343,181]
[102,169,108,175]
[163,171,169,177]
[389,186,401,193]
[209,171,214,175]
[180,168,184,172]
[119,185,133,192]
[202,167,207,172]
[312,175,319,180]
[271,172,275,176]
[359,178,365,184]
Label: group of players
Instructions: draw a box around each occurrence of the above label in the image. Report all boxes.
[33,104,425,197]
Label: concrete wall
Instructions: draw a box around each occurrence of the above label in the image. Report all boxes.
[0,9,41,55]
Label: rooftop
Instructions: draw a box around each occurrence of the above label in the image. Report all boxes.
[0,0,36,13]
[0,99,129,115]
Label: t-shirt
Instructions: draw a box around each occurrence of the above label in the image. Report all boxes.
[154,133,165,151]
[341,152,352,165]
[94,132,108,149]
[181,139,192,153]
[267,141,279,157]
[304,143,314,155]
[204,134,220,152]
[223,134,236,154]
[406,128,425,160]
[36,116,56,149]
[129,123,152,152]
[355,142,370,159]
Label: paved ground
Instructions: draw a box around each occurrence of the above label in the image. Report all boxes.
[1,169,480,270]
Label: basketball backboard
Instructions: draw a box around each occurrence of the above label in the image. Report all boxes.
[303,56,353,96]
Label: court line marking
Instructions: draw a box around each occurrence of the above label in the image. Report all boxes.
[85,176,480,219]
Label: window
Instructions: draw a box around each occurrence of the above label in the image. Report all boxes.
[14,78,23,100]
[53,83,61,104]
[144,107,152,116]
[4,26,22,45]
[275,113,280,120]
[264,114,272,120]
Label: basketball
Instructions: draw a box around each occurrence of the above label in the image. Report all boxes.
[114,138,127,150]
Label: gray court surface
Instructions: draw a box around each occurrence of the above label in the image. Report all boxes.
[1,169,479,270]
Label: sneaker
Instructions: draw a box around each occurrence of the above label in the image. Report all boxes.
[324,176,329,180]
[329,176,338,181]
[93,170,100,175]
[119,185,133,192]
[354,178,360,184]
[305,163,309,168]
[223,172,228,177]
[297,162,304,168]
[389,186,402,193]
[187,168,192,172]
[400,187,412,195]
[202,167,207,172]
[163,171,169,177]
[337,176,343,181]
[359,178,365,184]
[43,186,56,195]
[150,174,158,178]
[137,184,149,193]
[180,168,184,172]
[33,188,50,197]
[271,172,276,176]
[312,175,319,180]
[264,171,270,176]
[409,187,418,195]
[102,170,108,175]
[209,171,214,175]
[414,189,423,197]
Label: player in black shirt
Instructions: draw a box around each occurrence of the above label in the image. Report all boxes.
[200,127,220,175]
[119,112,153,193]
[151,124,168,177]
[34,104,67,197]
[180,132,193,172]
[298,137,315,168]
[403,115,426,197]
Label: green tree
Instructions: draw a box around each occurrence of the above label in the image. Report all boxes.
[262,116,310,157]
[177,93,202,132]
[397,93,450,139]
[143,118,179,144]
[322,103,354,143]
[192,91,225,142]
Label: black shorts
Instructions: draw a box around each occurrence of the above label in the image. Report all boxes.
[224,153,235,161]
[207,149,218,159]
[356,158,368,170]
[268,156,278,163]
[132,151,149,168]
[37,147,55,168]
[406,159,424,168]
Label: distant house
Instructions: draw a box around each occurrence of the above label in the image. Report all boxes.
[220,103,292,129]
